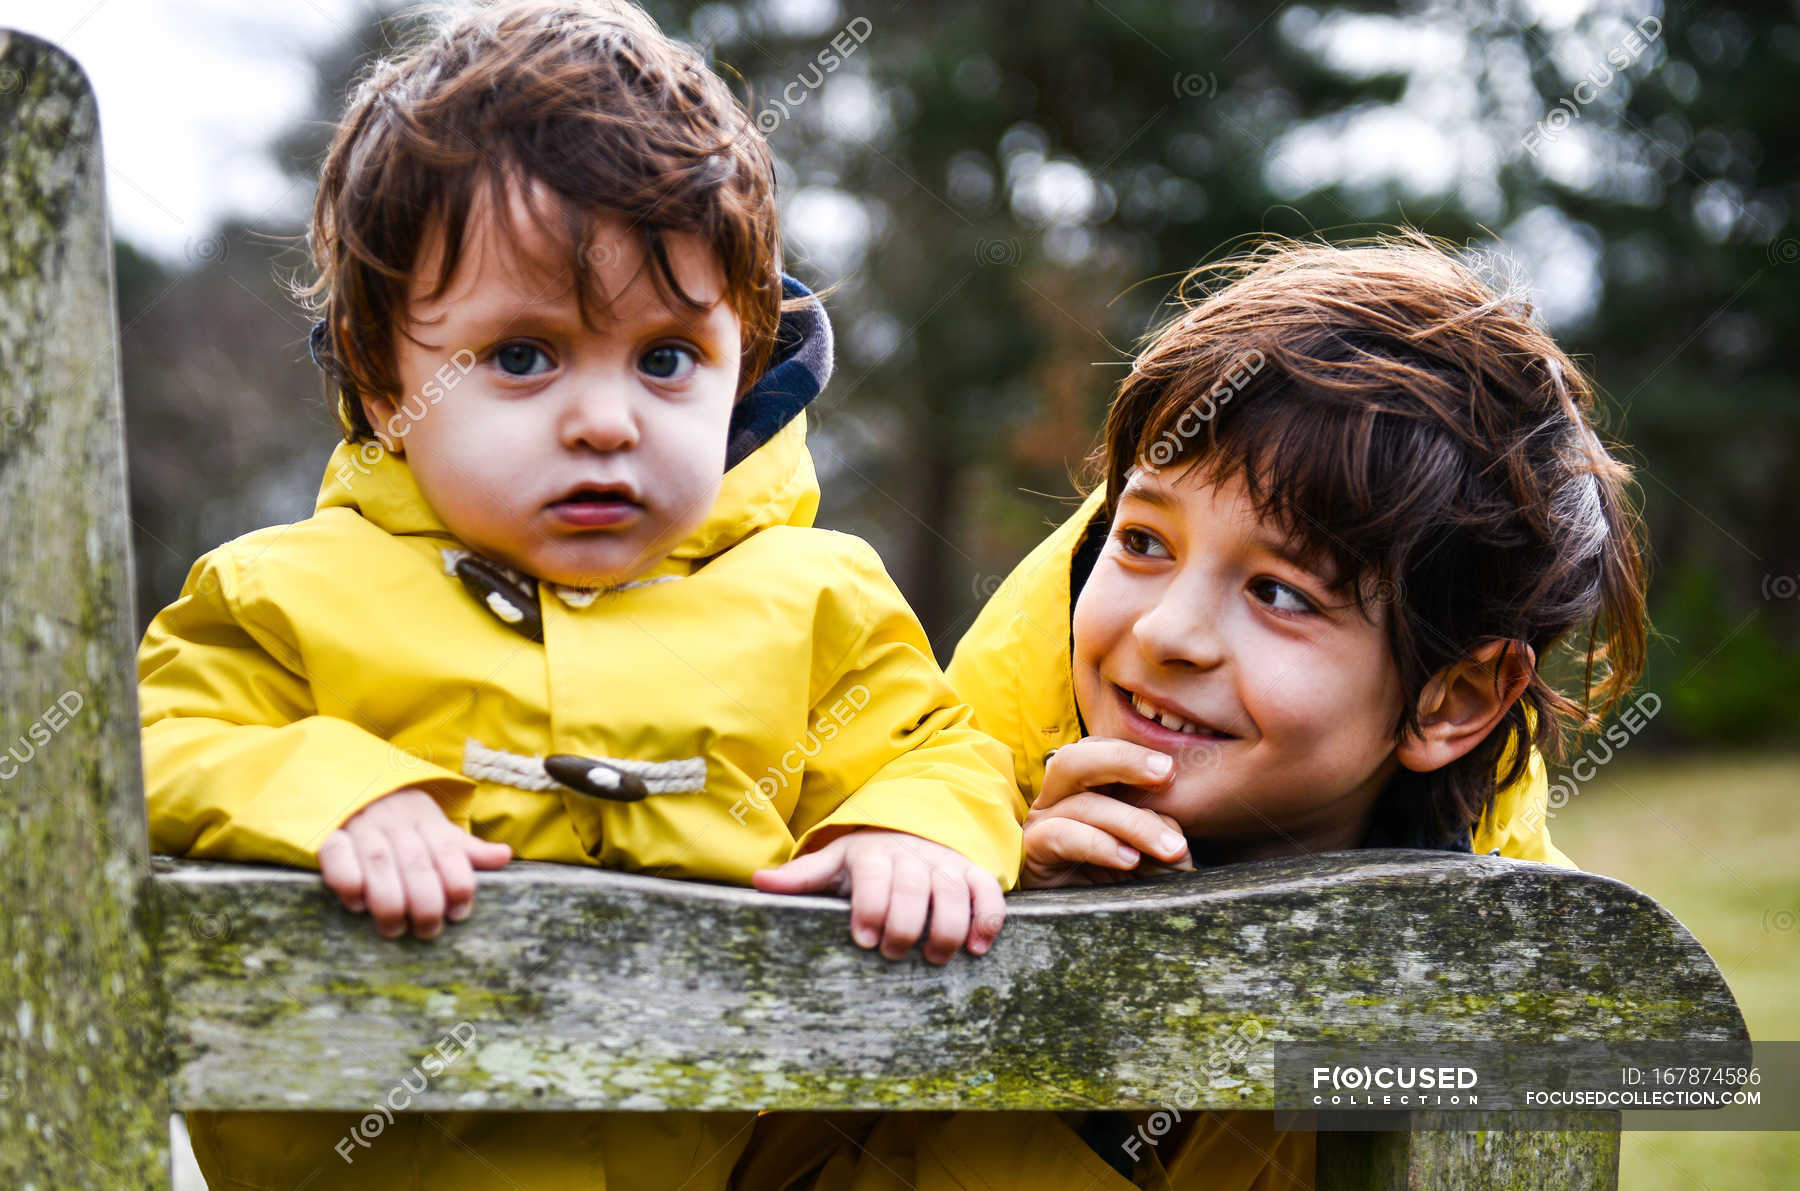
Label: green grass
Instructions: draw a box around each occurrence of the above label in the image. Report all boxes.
[1545,752,1800,1190]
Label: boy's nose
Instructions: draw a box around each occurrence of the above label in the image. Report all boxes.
[1133,584,1228,671]
[559,378,639,452]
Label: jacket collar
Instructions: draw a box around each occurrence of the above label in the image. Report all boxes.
[314,275,830,559]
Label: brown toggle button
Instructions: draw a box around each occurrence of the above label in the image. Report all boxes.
[454,555,543,642]
[544,754,651,802]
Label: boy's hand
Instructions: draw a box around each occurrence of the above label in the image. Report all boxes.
[1022,738,1195,889]
[752,829,1005,964]
[318,787,513,940]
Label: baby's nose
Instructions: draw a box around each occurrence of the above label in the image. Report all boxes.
[560,380,639,451]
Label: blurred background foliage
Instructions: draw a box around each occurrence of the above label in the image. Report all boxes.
[117,0,1800,750]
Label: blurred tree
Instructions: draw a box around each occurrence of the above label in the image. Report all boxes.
[117,0,1798,742]
[686,0,1799,738]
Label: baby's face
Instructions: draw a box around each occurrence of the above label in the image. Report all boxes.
[1071,465,1406,859]
[366,183,741,587]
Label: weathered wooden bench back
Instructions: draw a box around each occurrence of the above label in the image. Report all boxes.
[1,32,1747,1190]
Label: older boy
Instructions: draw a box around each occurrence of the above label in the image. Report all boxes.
[139,2,1022,1186]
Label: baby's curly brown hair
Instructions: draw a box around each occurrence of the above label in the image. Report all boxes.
[303,0,783,440]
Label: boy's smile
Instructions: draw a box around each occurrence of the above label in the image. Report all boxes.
[365,181,743,588]
[1071,466,1406,860]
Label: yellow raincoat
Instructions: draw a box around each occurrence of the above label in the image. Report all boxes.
[140,402,1025,1188]
[737,486,1572,1191]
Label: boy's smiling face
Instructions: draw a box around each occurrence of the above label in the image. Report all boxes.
[365,182,742,588]
[1071,466,1406,859]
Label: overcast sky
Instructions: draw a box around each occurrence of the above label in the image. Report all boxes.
[0,0,1612,325]
[0,0,372,261]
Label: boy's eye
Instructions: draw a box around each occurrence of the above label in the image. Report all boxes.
[1250,577,1318,615]
[494,342,552,377]
[640,344,697,381]
[1116,526,1172,559]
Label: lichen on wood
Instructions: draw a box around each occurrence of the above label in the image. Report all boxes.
[155,852,1745,1114]
[0,29,167,1188]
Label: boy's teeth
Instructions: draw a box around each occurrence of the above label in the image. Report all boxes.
[1131,691,1199,735]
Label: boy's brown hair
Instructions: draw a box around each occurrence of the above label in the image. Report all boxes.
[304,0,783,440]
[1095,233,1648,845]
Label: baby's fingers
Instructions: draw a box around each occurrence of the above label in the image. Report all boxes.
[387,825,447,940]
[877,854,930,960]
[967,869,1005,955]
[318,831,366,913]
[844,849,894,950]
[461,835,514,870]
[752,838,850,897]
[919,866,971,966]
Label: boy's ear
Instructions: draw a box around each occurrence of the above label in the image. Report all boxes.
[1395,640,1535,775]
[360,393,405,454]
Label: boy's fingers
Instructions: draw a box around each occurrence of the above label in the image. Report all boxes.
[1040,792,1190,864]
[1027,817,1142,875]
[353,824,408,938]
[318,832,366,913]
[921,867,970,966]
[878,855,931,960]
[1037,737,1174,811]
[844,850,893,949]
[967,869,1006,955]
[384,825,446,940]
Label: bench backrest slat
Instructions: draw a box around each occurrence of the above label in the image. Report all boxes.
[155,852,1745,1113]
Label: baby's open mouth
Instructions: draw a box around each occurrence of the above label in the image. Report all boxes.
[547,484,644,526]
[555,491,636,505]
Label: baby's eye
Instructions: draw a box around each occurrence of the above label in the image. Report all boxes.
[640,344,697,381]
[493,342,552,377]
[1250,577,1317,615]
[1116,527,1172,559]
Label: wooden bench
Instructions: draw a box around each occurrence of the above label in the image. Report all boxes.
[0,30,1747,1189]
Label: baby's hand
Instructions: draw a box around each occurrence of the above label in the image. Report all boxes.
[752,829,1005,964]
[1022,738,1195,889]
[318,787,513,940]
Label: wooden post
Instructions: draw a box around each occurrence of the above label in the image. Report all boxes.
[0,29,168,1187]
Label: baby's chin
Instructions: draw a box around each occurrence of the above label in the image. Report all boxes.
[481,536,673,590]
